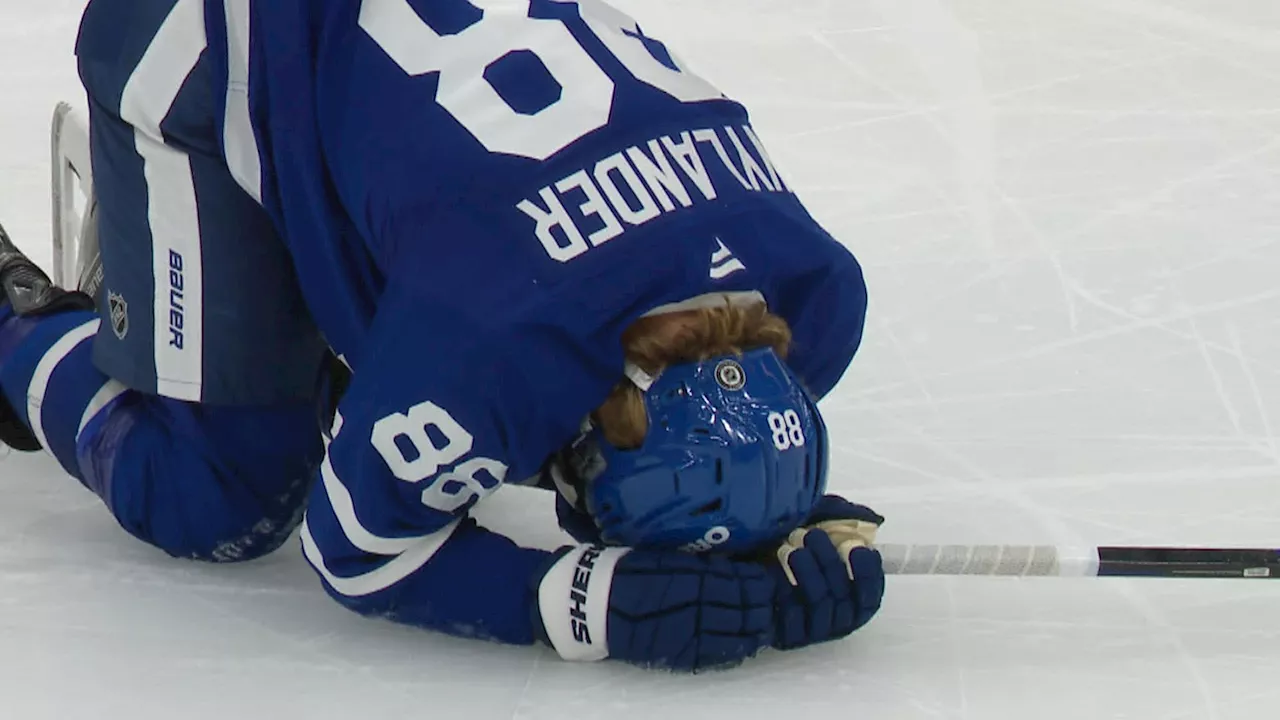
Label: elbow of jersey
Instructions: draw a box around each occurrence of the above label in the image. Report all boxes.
[313,570,396,618]
[302,509,552,646]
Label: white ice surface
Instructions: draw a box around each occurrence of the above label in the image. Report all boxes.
[3,1,1280,718]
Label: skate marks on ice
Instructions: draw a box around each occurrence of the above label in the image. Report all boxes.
[635,0,1280,718]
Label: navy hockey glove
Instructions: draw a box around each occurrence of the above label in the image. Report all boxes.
[806,494,886,528]
[534,545,774,671]
[770,497,885,650]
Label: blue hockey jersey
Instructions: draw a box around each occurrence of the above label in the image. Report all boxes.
[165,0,868,644]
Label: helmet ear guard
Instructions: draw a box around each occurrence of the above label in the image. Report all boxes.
[556,347,829,555]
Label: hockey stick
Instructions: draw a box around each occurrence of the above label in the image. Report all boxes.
[879,544,1279,579]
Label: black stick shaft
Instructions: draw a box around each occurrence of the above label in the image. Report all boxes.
[1097,547,1280,579]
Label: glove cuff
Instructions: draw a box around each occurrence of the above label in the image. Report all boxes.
[536,544,630,662]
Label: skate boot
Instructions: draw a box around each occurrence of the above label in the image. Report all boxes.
[0,221,95,451]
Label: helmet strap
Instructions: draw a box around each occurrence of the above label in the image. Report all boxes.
[553,363,656,511]
[547,456,583,509]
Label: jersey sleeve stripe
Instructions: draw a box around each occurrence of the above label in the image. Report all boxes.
[77,379,129,440]
[317,451,432,555]
[300,516,461,598]
[222,0,263,203]
[26,319,101,453]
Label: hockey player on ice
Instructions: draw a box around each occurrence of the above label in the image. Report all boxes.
[0,0,884,671]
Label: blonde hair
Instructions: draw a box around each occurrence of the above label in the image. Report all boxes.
[594,301,791,449]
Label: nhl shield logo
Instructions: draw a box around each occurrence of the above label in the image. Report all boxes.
[107,290,128,340]
[714,359,746,391]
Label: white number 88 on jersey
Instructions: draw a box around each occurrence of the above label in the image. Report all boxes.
[371,400,508,513]
[359,0,724,160]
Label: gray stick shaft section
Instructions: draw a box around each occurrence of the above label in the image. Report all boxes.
[878,544,1100,577]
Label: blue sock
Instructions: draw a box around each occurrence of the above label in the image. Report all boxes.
[0,308,124,479]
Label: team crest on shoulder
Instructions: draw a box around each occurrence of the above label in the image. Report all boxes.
[107,289,128,340]
[715,359,745,391]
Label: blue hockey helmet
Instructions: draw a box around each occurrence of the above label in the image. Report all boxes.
[554,347,829,555]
